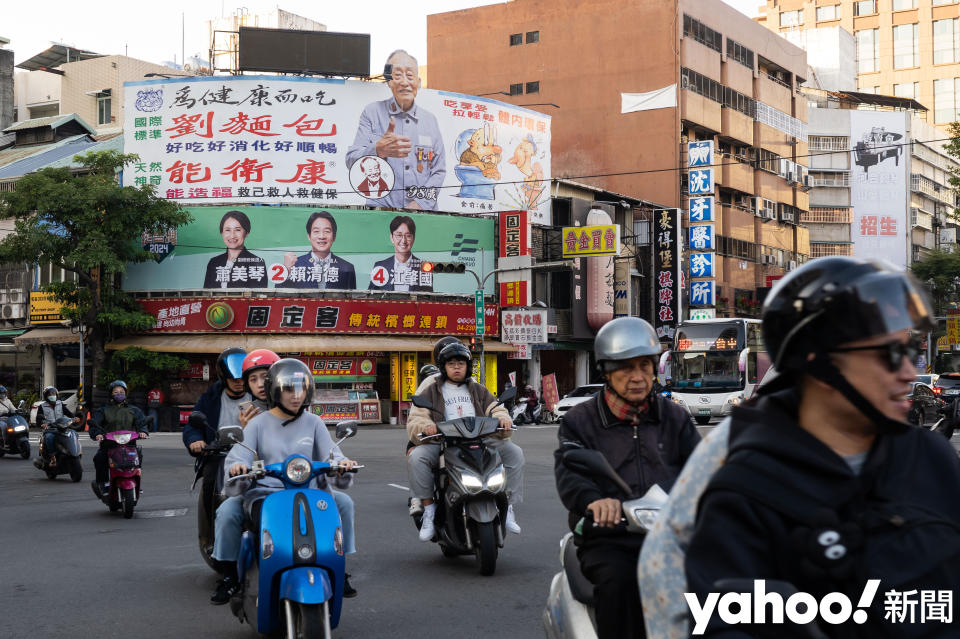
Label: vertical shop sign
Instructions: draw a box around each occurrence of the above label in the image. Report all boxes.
[401,353,417,401]
[390,352,400,401]
[654,208,682,340]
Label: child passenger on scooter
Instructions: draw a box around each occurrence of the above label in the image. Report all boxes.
[210,359,358,605]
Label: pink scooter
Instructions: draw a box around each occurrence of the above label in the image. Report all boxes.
[98,430,144,519]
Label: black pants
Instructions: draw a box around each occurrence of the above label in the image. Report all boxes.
[578,540,646,639]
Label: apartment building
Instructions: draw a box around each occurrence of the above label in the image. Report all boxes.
[428,0,810,316]
[759,0,960,129]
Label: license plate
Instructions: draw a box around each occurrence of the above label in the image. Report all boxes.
[697,409,711,416]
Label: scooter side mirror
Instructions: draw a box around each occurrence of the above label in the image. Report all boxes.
[562,449,635,499]
[16,400,24,409]
[217,424,244,444]
[335,421,358,440]
[497,386,517,404]
[411,393,433,410]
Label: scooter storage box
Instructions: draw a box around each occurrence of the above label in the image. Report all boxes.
[108,445,140,470]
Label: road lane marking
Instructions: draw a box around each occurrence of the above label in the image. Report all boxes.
[137,508,189,518]
[387,483,408,491]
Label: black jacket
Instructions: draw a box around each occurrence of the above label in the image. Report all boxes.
[555,391,700,534]
[685,390,960,638]
[182,381,224,451]
[89,403,146,439]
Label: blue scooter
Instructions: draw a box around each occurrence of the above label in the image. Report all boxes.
[218,421,360,638]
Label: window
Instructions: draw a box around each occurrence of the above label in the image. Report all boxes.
[893,24,919,69]
[753,148,781,174]
[97,93,111,125]
[526,31,539,44]
[934,19,959,65]
[509,33,522,46]
[509,83,523,96]
[780,10,802,27]
[816,5,840,21]
[525,81,539,94]
[809,136,849,151]
[683,14,722,52]
[892,0,916,9]
[726,38,754,70]
[722,85,755,117]
[854,0,876,15]
[856,29,879,73]
[894,82,919,99]
[934,78,960,123]
[680,67,722,103]
[934,0,959,5]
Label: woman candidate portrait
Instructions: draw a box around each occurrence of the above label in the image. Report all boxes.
[202,210,268,289]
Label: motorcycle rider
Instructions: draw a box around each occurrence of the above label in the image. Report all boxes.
[407,341,524,541]
[554,316,700,639]
[89,380,149,497]
[211,359,358,604]
[521,384,538,422]
[241,349,281,416]
[36,386,80,466]
[183,347,253,456]
[683,257,960,636]
[0,385,16,417]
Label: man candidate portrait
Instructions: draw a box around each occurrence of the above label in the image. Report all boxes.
[368,215,434,292]
[281,210,357,290]
[346,49,446,211]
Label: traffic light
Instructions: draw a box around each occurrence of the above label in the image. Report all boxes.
[469,336,479,354]
[422,261,466,274]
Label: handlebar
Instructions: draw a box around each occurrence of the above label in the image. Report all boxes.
[417,425,514,442]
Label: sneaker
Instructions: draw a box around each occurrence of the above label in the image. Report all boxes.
[505,505,521,535]
[211,577,240,605]
[419,504,436,542]
[408,497,423,517]
[343,573,357,598]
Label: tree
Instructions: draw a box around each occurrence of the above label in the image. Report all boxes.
[0,150,192,392]
[911,249,960,316]
[99,347,189,391]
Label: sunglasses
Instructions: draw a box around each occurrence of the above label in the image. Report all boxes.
[831,338,921,372]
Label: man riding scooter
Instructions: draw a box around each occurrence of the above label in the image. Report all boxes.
[89,380,150,498]
[183,347,252,457]
[36,386,80,467]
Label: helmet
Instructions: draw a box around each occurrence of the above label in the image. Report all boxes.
[419,364,439,380]
[432,336,461,364]
[108,380,127,393]
[763,257,934,373]
[0,385,7,397]
[242,349,281,382]
[594,317,661,373]
[437,342,472,383]
[216,347,247,384]
[264,358,314,417]
[43,386,58,401]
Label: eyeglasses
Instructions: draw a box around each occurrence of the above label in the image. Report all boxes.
[831,338,921,372]
[392,232,414,241]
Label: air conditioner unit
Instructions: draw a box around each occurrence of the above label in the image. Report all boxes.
[2,304,24,319]
[681,75,691,89]
[785,171,794,183]
[7,288,23,304]
[788,260,797,271]
[802,173,811,188]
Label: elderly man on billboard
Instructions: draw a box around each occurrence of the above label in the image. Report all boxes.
[346,49,446,211]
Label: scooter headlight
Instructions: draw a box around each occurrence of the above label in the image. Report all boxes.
[296,544,314,560]
[13,425,26,432]
[262,528,274,559]
[285,456,312,484]
[633,508,660,532]
[486,468,506,492]
[114,433,132,445]
[461,472,483,493]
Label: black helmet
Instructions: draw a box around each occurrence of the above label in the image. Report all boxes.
[43,386,58,401]
[432,336,461,364]
[763,257,933,373]
[437,342,472,383]
[264,358,314,418]
[594,317,661,373]
[216,347,247,384]
[419,364,439,380]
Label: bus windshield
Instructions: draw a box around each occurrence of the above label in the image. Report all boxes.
[673,351,743,391]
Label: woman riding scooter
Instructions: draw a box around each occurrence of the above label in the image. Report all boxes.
[89,381,149,498]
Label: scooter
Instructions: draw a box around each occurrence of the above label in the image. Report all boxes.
[220,421,360,638]
[410,386,516,576]
[33,416,83,481]
[195,435,233,572]
[511,397,542,425]
[93,430,145,518]
[543,448,668,639]
[0,401,31,459]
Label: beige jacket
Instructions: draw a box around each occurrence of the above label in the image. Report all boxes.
[406,375,511,445]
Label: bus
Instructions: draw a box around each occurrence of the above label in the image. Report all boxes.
[659,318,770,424]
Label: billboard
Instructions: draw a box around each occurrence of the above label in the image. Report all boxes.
[123,75,552,222]
[850,111,908,268]
[125,206,494,294]
[238,28,370,77]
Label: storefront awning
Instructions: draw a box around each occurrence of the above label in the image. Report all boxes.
[14,327,80,346]
[106,334,517,354]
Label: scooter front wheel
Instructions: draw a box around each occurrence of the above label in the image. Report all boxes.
[69,457,82,482]
[474,521,498,576]
[288,600,330,639]
[19,440,29,459]
[121,487,136,519]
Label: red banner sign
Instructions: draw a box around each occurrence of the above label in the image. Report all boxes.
[498,211,530,257]
[499,281,528,307]
[139,297,500,336]
[542,373,560,412]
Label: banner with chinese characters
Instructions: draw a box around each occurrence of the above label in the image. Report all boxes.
[293,356,376,381]
[688,225,714,251]
[688,196,714,223]
[123,76,552,222]
[499,281,529,307]
[689,280,715,307]
[850,111,908,268]
[654,209,682,341]
[501,309,548,344]
[689,253,715,278]
[498,211,530,257]
[138,297,500,336]
[401,353,417,401]
[561,224,620,258]
[541,373,560,412]
[124,206,494,294]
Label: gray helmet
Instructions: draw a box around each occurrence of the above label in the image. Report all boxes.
[594,317,661,372]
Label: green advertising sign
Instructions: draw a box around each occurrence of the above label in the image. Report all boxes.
[126,206,495,294]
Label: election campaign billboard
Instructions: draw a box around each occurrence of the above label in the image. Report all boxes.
[125,206,495,294]
[123,75,552,222]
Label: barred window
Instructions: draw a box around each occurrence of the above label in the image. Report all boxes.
[726,38,754,70]
[810,243,854,258]
[683,14,722,52]
[681,67,722,103]
[753,148,781,174]
[800,208,853,224]
[723,86,756,117]
[809,136,849,151]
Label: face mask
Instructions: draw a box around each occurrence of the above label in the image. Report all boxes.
[47,395,57,402]
[113,393,126,403]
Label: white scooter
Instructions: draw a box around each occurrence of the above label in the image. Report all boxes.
[542,449,667,639]
[511,398,542,425]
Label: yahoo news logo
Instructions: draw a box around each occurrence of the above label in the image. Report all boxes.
[685,579,880,635]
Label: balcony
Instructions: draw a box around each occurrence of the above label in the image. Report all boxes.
[809,171,851,187]
[756,75,793,113]
[720,158,754,193]
[911,174,955,207]
[681,90,721,132]
[911,208,933,231]
[801,208,853,224]
[721,107,753,145]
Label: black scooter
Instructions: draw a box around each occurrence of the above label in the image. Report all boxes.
[195,434,233,572]
[34,416,83,481]
[0,401,31,459]
[410,386,516,576]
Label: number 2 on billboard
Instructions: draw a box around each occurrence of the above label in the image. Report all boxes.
[270,264,288,282]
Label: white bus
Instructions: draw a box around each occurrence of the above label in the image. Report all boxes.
[659,318,770,424]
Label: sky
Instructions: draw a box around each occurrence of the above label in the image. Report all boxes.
[2,0,767,72]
